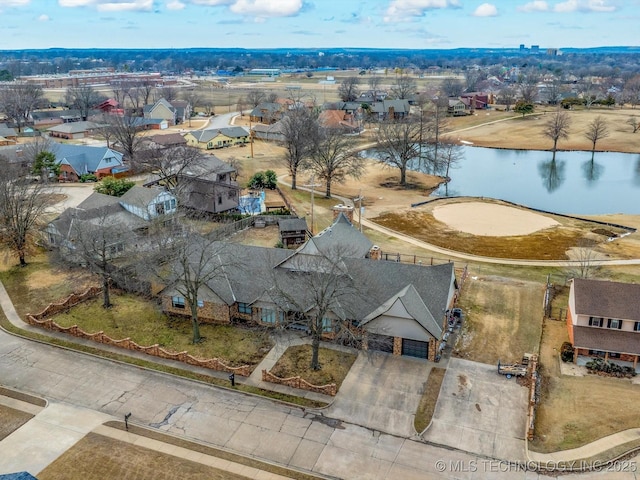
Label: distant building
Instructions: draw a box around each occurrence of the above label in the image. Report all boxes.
[531,45,540,54]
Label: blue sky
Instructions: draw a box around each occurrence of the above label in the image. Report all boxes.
[0,0,637,50]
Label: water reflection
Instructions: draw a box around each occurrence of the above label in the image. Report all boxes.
[581,157,604,185]
[635,157,640,187]
[538,158,566,193]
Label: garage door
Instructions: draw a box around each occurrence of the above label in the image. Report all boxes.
[401,338,429,359]
[368,333,394,354]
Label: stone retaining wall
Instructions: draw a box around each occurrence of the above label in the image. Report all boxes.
[262,369,336,396]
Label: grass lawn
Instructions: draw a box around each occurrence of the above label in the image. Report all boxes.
[38,432,253,480]
[530,317,640,453]
[269,344,357,389]
[0,405,33,441]
[453,275,544,365]
[51,292,273,368]
[414,367,445,433]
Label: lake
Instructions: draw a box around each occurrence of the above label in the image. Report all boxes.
[363,146,640,215]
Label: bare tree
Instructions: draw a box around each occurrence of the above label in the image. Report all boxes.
[65,208,132,308]
[152,233,239,344]
[434,139,464,180]
[518,76,539,104]
[627,116,639,133]
[542,108,571,160]
[308,128,364,198]
[102,114,143,161]
[544,80,564,105]
[440,78,464,98]
[269,246,366,370]
[374,118,423,186]
[368,75,382,101]
[391,73,417,100]
[498,86,516,111]
[338,77,360,102]
[567,239,601,279]
[246,89,266,108]
[622,75,640,109]
[0,83,45,132]
[0,165,49,266]
[279,106,318,190]
[65,85,104,121]
[584,115,609,154]
[159,85,178,103]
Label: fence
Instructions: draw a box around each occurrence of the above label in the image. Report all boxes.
[207,214,295,241]
[26,288,251,377]
[525,355,540,441]
[262,369,337,396]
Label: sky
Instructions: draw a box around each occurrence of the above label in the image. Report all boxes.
[0,0,638,51]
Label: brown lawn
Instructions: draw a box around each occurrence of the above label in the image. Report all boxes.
[453,275,544,365]
[0,405,33,441]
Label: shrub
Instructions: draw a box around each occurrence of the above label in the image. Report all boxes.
[80,174,98,183]
[560,341,574,362]
[585,358,636,378]
[94,176,135,197]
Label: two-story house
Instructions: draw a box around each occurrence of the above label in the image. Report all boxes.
[567,278,640,370]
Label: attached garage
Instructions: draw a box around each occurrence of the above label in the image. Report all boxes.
[401,338,429,359]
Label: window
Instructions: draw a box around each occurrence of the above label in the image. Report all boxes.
[217,195,222,205]
[321,317,333,333]
[170,198,176,209]
[634,322,640,332]
[588,317,603,327]
[228,190,235,199]
[608,319,623,329]
[238,302,251,314]
[172,296,185,309]
[155,202,165,215]
[261,308,276,324]
[197,299,204,308]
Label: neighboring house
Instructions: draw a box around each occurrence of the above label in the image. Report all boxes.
[161,213,457,361]
[46,187,178,253]
[31,109,82,127]
[0,123,18,143]
[53,143,128,181]
[119,185,178,220]
[184,127,249,150]
[460,92,493,110]
[95,98,123,115]
[567,278,640,369]
[46,121,104,140]
[143,98,191,126]
[249,102,284,124]
[278,217,308,248]
[370,99,411,120]
[144,154,240,214]
[318,110,360,133]
[251,121,285,142]
[447,99,467,116]
[142,133,187,149]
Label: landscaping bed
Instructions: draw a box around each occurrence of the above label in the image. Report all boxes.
[269,344,357,391]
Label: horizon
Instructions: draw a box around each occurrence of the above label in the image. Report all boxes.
[0,0,638,51]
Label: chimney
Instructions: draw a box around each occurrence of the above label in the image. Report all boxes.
[369,245,381,260]
[332,204,354,222]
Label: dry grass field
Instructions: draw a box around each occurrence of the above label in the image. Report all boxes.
[453,275,545,365]
[0,405,33,441]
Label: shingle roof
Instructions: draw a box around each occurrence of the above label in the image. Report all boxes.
[573,278,640,322]
[46,121,103,134]
[146,133,187,146]
[573,325,640,355]
[279,218,308,232]
[54,143,123,175]
[311,213,372,258]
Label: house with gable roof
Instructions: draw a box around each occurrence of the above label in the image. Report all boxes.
[567,278,640,370]
[183,127,249,150]
[143,98,191,126]
[161,212,457,361]
[52,143,128,181]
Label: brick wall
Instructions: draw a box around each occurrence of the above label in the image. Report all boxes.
[161,297,231,324]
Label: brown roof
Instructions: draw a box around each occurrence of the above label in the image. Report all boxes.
[573,278,640,322]
[146,133,187,146]
[573,325,640,355]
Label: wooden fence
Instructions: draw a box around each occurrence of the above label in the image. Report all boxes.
[262,369,337,396]
[26,288,251,377]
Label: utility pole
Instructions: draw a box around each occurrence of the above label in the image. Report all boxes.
[303,175,321,235]
[353,190,364,232]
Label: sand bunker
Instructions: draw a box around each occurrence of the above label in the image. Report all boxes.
[433,202,560,236]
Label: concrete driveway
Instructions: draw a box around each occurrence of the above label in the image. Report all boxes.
[422,357,529,462]
[322,351,433,437]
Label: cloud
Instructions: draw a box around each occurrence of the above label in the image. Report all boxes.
[384,0,462,23]
[0,0,31,6]
[166,0,184,9]
[473,3,497,16]
[229,0,303,17]
[184,0,233,5]
[553,0,616,13]
[58,0,154,11]
[37,13,50,20]
[517,1,548,12]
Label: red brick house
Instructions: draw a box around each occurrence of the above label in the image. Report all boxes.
[567,278,640,370]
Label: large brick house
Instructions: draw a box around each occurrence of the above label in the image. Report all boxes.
[161,213,457,361]
[567,278,640,370]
